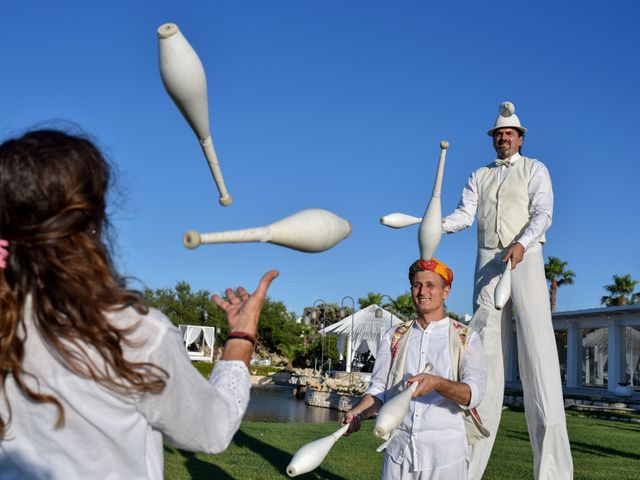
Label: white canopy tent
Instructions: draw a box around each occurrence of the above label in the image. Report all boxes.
[178,325,215,362]
[582,327,640,385]
[319,304,404,372]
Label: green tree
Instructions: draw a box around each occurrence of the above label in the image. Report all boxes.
[277,343,301,370]
[301,303,346,330]
[298,303,349,370]
[601,274,639,307]
[257,299,302,353]
[444,305,460,321]
[390,292,416,320]
[143,281,225,330]
[358,292,385,309]
[295,336,339,370]
[144,281,300,355]
[544,256,576,312]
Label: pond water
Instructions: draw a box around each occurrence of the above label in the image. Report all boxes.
[245,385,342,423]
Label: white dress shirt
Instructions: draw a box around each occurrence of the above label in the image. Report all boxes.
[366,319,486,472]
[442,153,553,249]
[0,301,250,480]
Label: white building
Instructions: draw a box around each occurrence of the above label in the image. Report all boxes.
[505,305,640,397]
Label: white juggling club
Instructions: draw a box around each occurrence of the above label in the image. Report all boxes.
[373,363,433,439]
[418,141,449,260]
[380,213,421,229]
[157,23,232,206]
[183,208,352,253]
[286,423,350,477]
[494,259,512,310]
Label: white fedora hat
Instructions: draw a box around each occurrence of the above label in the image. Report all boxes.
[487,101,527,136]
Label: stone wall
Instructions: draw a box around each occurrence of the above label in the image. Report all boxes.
[304,387,360,412]
[504,389,640,423]
[250,371,293,386]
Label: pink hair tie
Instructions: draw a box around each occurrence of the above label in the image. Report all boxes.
[0,239,9,269]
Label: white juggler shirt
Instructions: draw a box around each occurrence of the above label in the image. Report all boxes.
[366,319,486,474]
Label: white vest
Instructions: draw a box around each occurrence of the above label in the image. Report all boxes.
[475,156,544,248]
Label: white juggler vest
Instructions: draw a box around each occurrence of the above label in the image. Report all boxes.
[475,156,545,248]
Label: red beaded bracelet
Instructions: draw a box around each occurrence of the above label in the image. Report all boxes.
[227,331,257,346]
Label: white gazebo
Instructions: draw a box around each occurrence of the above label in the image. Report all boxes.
[502,305,640,396]
[319,304,404,372]
[178,325,216,362]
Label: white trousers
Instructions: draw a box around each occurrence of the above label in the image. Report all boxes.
[468,244,573,480]
[382,454,468,480]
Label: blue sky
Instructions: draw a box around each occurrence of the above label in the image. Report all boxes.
[2,1,639,317]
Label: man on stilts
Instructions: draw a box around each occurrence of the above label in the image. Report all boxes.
[443,102,573,479]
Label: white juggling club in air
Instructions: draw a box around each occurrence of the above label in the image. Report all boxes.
[494,259,512,310]
[286,423,350,477]
[158,23,232,206]
[183,208,352,253]
[373,363,433,439]
[380,213,422,229]
[418,141,449,260]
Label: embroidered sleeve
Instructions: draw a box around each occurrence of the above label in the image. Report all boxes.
[208,360,251,413]
[137,324,251,454]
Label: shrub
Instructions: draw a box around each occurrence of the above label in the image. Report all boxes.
[192,361,214,378]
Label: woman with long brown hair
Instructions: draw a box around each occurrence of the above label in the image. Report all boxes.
[0,129,278,479]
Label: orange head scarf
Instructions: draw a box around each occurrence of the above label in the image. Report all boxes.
[408,258,453,286]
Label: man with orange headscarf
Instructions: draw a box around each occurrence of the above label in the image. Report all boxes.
[341,258,487,480]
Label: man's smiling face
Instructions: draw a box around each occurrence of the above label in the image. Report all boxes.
[410,270,450,316]
[492,127,523,159]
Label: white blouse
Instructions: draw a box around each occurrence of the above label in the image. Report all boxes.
[0,302,250,479]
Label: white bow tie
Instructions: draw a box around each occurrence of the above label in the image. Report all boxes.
[495,158,513,167]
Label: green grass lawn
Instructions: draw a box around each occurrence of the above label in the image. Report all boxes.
[164,409,640,479]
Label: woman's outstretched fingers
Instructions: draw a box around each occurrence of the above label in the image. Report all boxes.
[236,287,250,301]
[211,271,279,334]
[225,288,239,303]
[211,294,227,309]
[254,270,279,300]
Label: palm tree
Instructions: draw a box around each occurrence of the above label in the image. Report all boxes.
[358,292,385,309]
[277,343,300,370]
[390,292,416,320]
[544,256,575,312]
[601,274,639,307]
[444,305,460,321]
